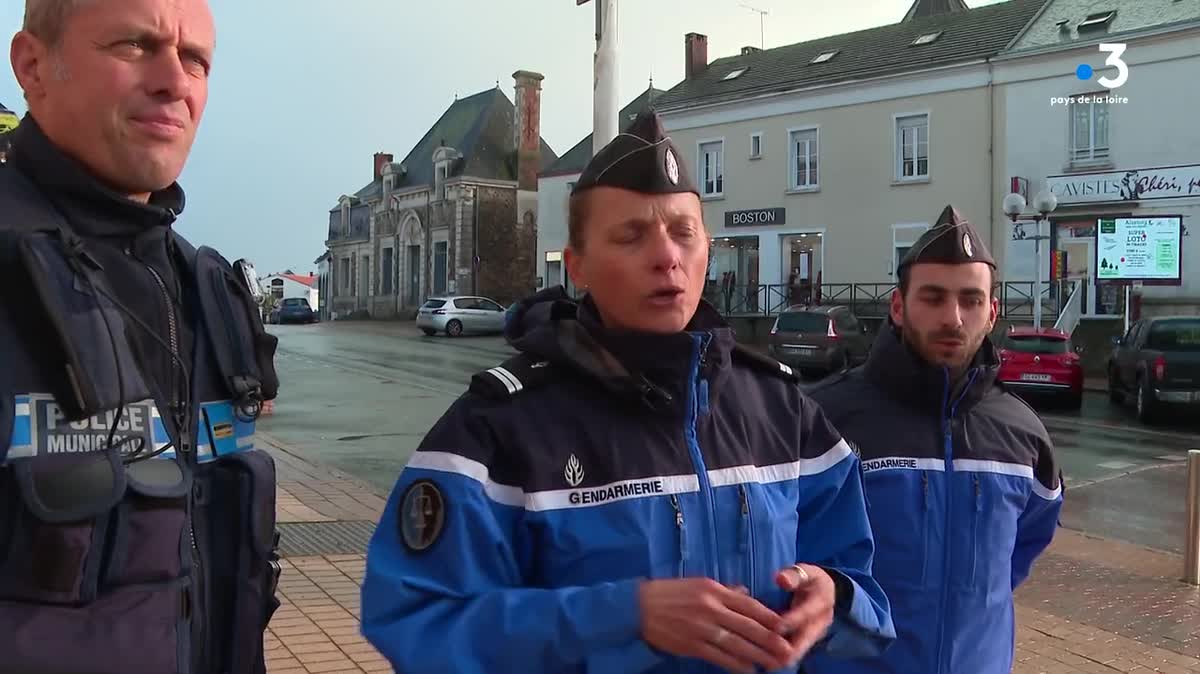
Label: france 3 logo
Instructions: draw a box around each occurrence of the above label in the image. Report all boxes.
[1076,43,1129,90]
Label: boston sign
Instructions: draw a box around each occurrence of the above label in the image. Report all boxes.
[1046,163,1200,205]
[725,207,787,227]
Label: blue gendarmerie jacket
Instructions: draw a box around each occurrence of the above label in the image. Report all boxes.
[361,289,895,673]
[805,323,1063,674]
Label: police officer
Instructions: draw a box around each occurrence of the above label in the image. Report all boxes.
[805,206,1063,674]
[1,1,281,672]
[361,111,895,674]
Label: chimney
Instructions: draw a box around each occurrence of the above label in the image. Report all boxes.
[741,46,761,56]
[373,152,393,181]
[512,70,544,192]
[685,33,708,79]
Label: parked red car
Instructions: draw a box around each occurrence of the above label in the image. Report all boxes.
[997,326,1084,409]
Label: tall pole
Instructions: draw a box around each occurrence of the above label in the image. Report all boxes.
[593,0,619,155]
[1034,219,1043,328]
[1185,449,1200,585]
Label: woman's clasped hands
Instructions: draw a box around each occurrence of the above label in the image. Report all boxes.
[638,563,837,674]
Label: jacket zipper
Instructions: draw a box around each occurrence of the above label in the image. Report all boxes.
[738,484,755,594]
[134,239,205,668]
[934,369,981,674]
[970,475,982,586]
[685,334,721,582]
[670,494,687,578]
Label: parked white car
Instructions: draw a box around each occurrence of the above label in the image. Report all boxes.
[416,296,507,337]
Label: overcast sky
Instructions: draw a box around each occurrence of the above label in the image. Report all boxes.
[1,0,1007,275]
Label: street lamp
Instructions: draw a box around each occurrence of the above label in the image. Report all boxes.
[1003,190,1057,328]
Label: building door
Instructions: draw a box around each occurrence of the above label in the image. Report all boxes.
[359,255,370,309]
[381,247,394,296]
[545,260,562,289]
[408,245,421,306]
[1060,237,1096,316]
[433,241,448,296]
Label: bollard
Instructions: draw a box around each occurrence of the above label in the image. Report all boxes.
[1186,450,1200,585]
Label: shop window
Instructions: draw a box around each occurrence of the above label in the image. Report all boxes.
[708,236,759,313]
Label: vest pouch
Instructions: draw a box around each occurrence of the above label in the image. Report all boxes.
[0,576,190,674]
[193,247,279,412]
[195,448,280,674]
[0,460,194,673]
[14,232,155,422]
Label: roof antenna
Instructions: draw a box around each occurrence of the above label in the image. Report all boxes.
[739,3,768,49]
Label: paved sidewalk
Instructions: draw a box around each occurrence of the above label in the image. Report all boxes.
[259,433,1200,674]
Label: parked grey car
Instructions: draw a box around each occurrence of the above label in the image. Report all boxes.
[767,305,872,377]
[416,296,507,337]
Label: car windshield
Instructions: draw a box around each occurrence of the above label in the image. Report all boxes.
[1146,320,1200,352]
[775,312,830,333]
[282,298,308,308]
[1005,335,1069,354]
[422,299,447,309]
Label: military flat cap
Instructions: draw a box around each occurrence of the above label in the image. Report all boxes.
[898,205,996,273]
[571,110,699,198]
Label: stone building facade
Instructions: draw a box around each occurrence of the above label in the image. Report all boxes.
[324,71,557,319]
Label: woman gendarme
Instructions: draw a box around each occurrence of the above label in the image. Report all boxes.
[361,111,895,674]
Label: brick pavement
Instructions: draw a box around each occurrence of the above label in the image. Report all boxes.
[259,434,1200,673]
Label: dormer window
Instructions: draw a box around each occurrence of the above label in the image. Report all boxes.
[911,31,942,46]
[1078,10,1116,32]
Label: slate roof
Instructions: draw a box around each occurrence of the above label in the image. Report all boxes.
[333,88,558,211]
[542,86,667,177]
[653,0,1048,112]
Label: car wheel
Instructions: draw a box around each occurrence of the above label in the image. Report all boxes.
[421,328,436,336]
[1136,375,1156,424]
[1107,366,1124,404]
[445,320,463,337]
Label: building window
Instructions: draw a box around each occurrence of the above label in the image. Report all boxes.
[749,133,762,159]
[896,114,929,180]
[433,241,448,295]
[789,128,819,190]
[340,257,351,294]
[436,164,448,200]
[699,140,724,197]
[1070,98,1109,163]
[381,247,394,295]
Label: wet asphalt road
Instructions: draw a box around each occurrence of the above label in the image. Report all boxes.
[259,321,1200,553]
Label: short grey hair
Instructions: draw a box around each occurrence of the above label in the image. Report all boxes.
[23,0,89,46]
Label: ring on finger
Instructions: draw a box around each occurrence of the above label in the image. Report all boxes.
[791,563,810,584]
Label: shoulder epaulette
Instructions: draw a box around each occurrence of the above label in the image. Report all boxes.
[730,344,800,382]
[469,353,555,400]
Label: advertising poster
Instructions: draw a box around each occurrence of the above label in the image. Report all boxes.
[1096,217,1182,282]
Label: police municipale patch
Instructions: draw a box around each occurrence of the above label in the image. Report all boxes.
[665,148,680,185]
[962,232,974,258]
[398,479,445,552]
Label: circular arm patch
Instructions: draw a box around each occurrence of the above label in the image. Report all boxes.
[398,479,446,553]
